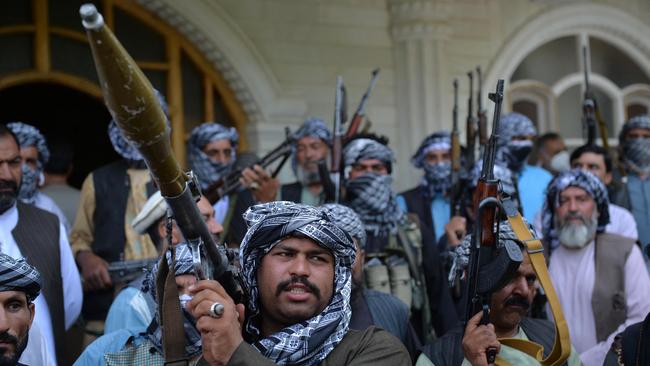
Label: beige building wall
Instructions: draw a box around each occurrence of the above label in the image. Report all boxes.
[140,0,650,190]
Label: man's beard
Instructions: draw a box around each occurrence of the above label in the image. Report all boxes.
[0,180,18,214]
[0,331,28,366]
[296,161,323,186]
[556,210,599,249]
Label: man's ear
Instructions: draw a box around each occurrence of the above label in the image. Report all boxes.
[157,219,167,242]
[28,303,35,325]
[604,172,613,185]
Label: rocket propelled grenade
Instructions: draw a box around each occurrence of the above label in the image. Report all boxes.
[80,4,240,299]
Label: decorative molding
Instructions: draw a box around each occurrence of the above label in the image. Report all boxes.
[389,0,452,41]
[134,0,308,151]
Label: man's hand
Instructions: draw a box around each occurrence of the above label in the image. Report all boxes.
[240,165,279,203]
[188,280,245,366]
[445,216,467,247]
[76,250,112,291]
[461,311,500,366]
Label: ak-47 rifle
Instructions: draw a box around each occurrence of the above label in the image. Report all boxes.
[466,80,523,364]
[344,69,379,141]
[108,258,159,285]
[477,66,488,146]
[80,4,241,299]
[203,128,294,204]
[450,79,462,218]
[582,45,610,149]
[466,71,478,170]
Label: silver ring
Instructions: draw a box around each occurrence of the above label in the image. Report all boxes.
[209,302,225,318]
[249,181,260,190]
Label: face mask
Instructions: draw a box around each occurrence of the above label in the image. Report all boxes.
[623,138,650,174]
[179,294,193,310]
[505,140,533,171]
[549,150,571,174]
[18,164,39,204]
[423,161,451,194]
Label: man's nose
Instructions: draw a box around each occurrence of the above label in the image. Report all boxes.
[288,256,310,277]
[0,309,9,334]
[0,163,12,180]
[208,218,223,236]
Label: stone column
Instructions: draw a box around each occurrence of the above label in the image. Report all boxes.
[389,0,452,189]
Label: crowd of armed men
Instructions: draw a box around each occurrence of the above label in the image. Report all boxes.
[2,25,650,366]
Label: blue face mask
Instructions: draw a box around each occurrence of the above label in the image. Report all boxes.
[623,137,650,174]
[423,161,451,195]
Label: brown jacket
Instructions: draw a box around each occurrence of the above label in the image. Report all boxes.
[228,326,411,366]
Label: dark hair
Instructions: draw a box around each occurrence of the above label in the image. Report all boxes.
[44,139,74,175]
[0,124,19,148]
[344,133,392,173]
[569,144,613,173]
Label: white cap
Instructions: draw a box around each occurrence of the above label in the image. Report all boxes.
[132,191,168,235]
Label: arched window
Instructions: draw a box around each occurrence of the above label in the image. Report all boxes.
[509,34,650,146]
[0,0,247,185]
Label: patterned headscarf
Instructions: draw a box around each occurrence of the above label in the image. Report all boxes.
[448,219,532,287]
[345,173,403,236]
[7,122,50,164]
[343,138,395,173]
[187,122,239,190]
[541,169,610,250]
[411,132,452,196]
[0,253,42,303]
[291,118,332,175]
[7,122,50,203]
[143,243,201,357]
[108,89,169,161]
[321,204,367,249]
[619,115,650,174]
[495,113,537,172]
[239,201,355,366]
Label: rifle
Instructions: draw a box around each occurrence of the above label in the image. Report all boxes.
[477,66,488,146]
[450,79,462,217]
[108,258,159,285]
[466,71,478,170]
[466,79,523,364]
[344,68,379,141]
[80,4,241,299]
[582,45,610,149]
[330,76,346,203]
[203,127,294,204]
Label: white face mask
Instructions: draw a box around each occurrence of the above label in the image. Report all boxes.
[549,151,571,174]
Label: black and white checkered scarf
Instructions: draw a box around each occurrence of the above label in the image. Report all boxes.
[411,132,452,196]
[321,203,367,249]
[0,253,42,303]
[187,122,239,190]
[495,112,537,172]
[345,173,404,236]
[239,201,355,366]
[619,115,650,174]
[7,122,49,203]
[343,138,394,172]
[541,169,610,250]
[291,118,332,175]
[142,243,202,357]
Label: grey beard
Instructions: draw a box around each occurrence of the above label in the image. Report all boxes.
[296,164,322,186]
[556,211,598,249]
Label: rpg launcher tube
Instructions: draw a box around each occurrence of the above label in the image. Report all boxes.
[80,3,185,197]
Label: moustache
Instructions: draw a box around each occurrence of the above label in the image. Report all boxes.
[0,331,18,347]
[0,180,17,193]
[561,212,587,225]
[504,294,530,310]
[276,276,321,300]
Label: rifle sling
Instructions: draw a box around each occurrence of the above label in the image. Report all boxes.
[493,212,571,366]
[157,246,190,365]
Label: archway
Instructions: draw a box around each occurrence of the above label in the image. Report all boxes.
[0,82,113,188]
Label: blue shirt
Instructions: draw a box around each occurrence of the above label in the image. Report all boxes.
[396,192,450,244]
[627,174,650,255]
[517,164,553,224]
[104,287,154,335]
[73,329,136,366]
